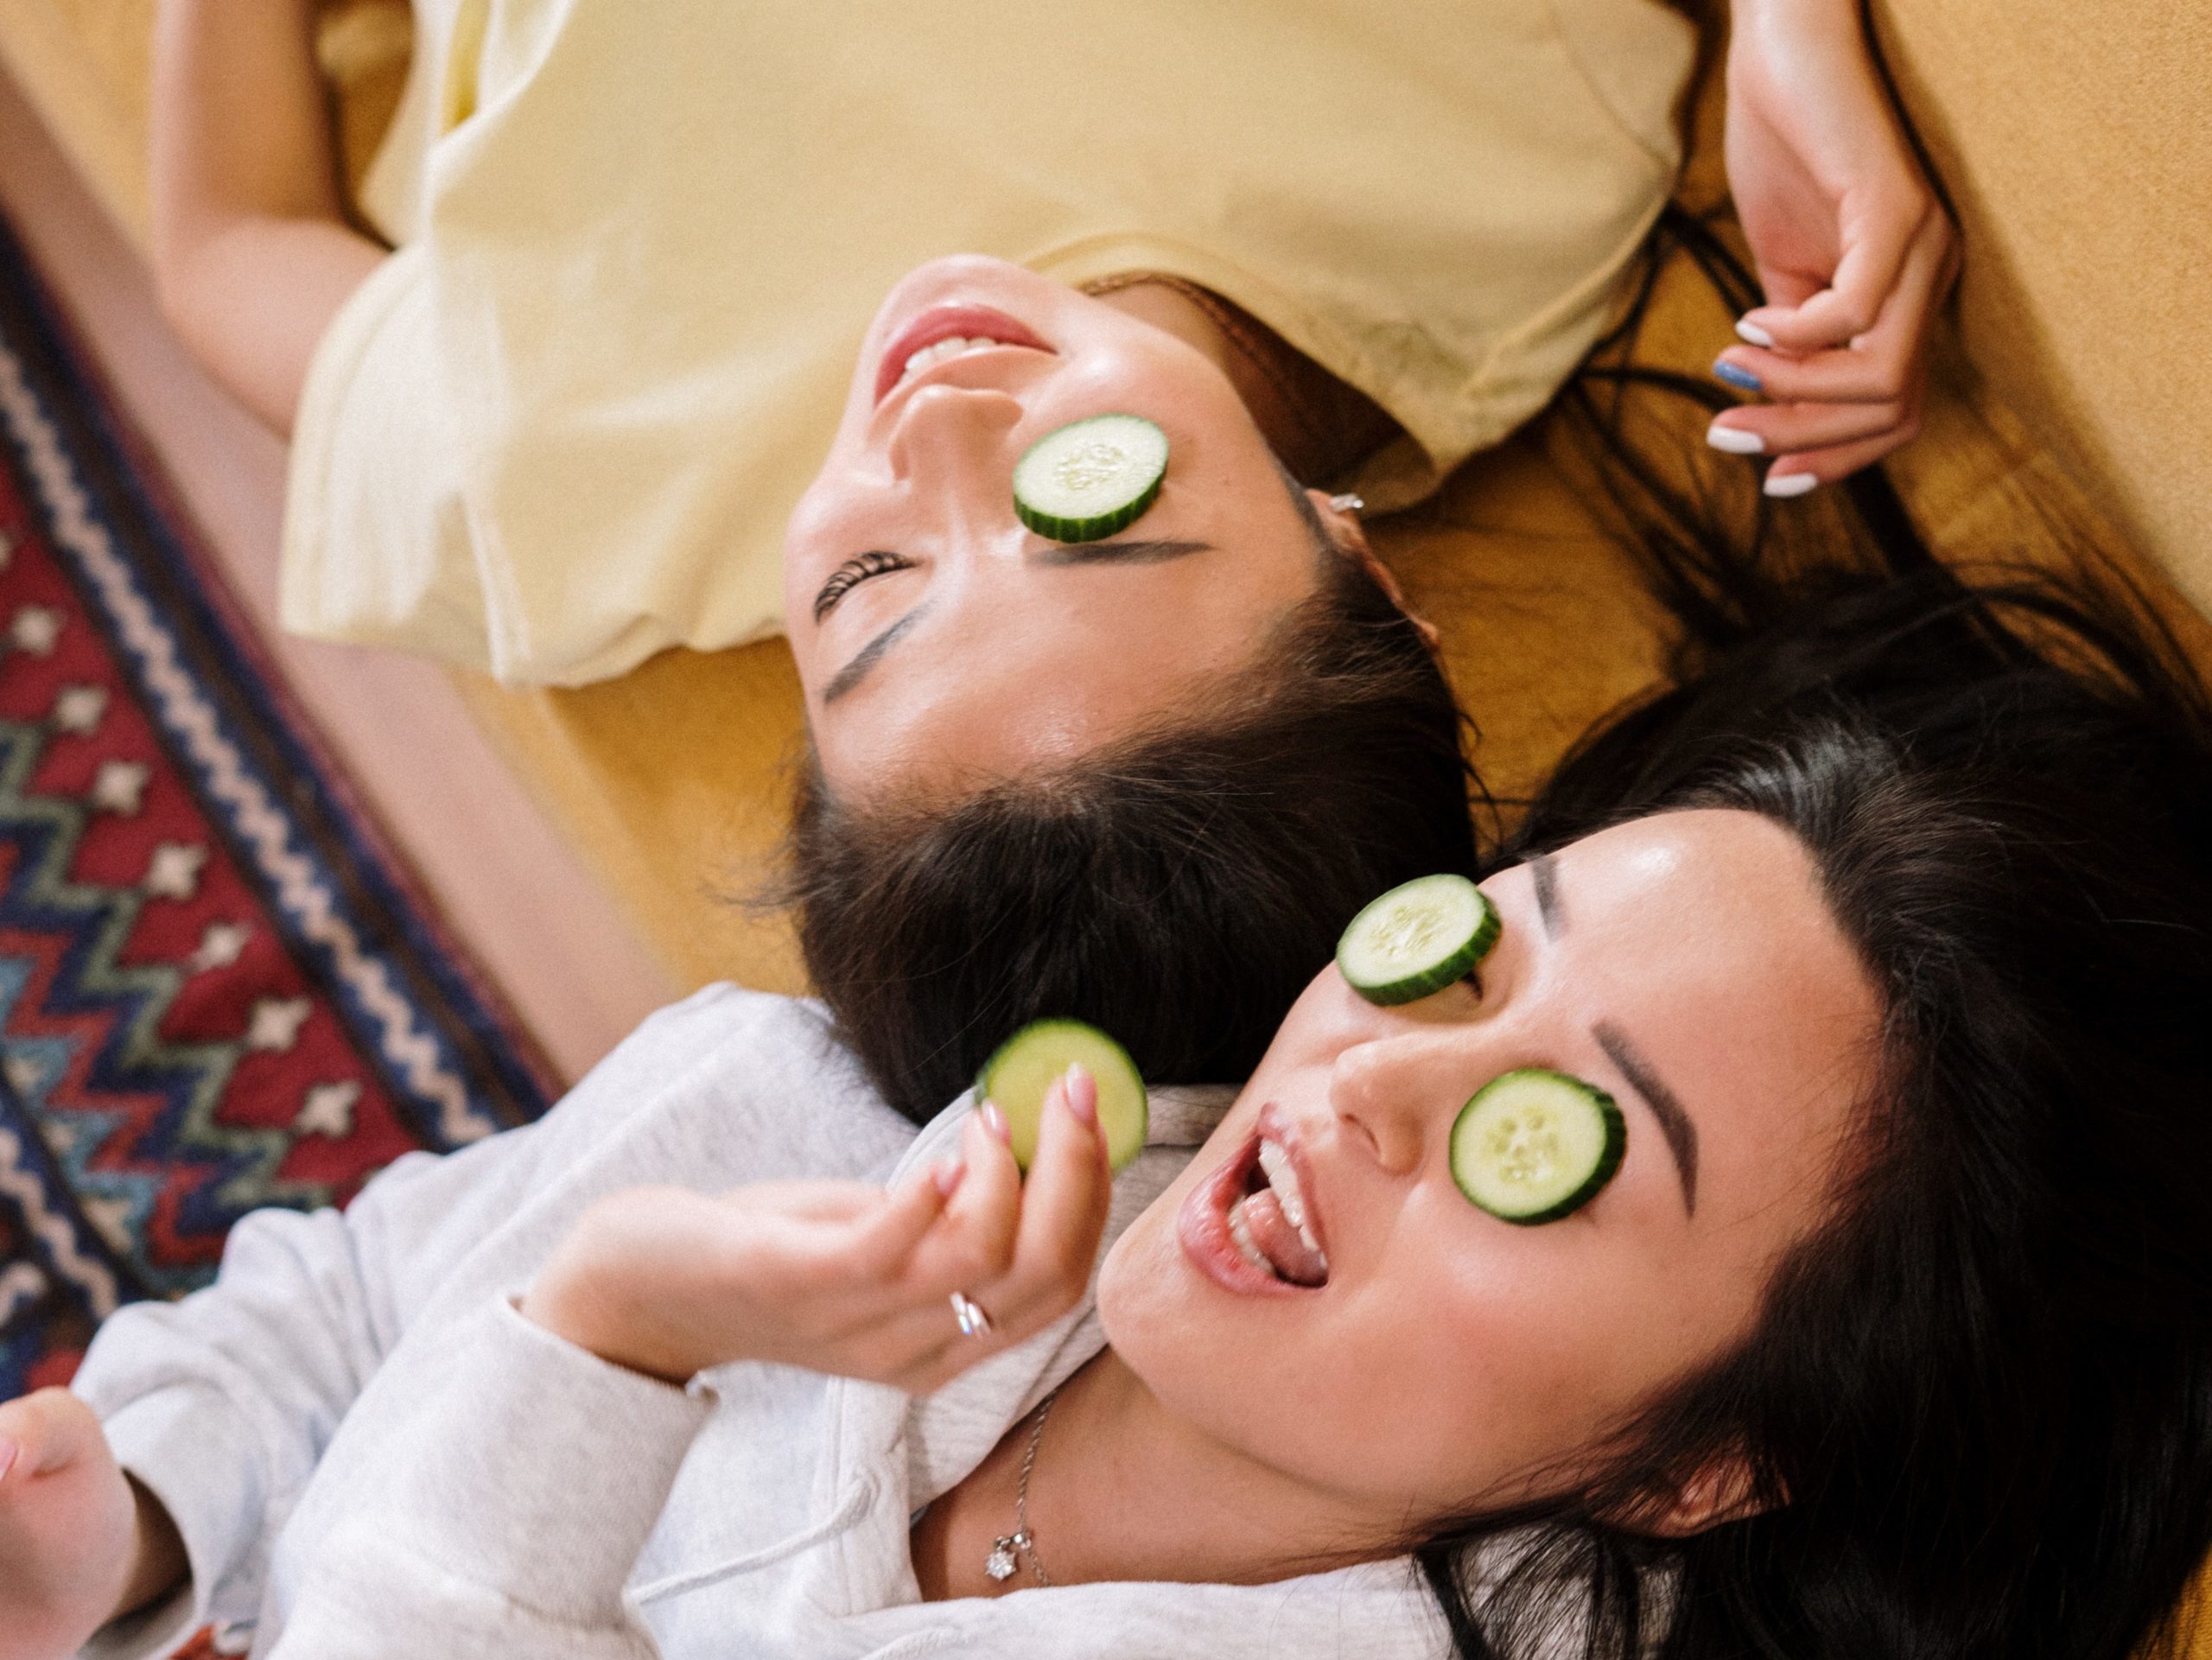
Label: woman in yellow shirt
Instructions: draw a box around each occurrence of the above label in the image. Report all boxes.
[147,0,1956,1119]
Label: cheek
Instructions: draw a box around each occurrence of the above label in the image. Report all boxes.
[1305,1239,1632,1503]
[1106,1207,1715,1514]
[1062,330,1215,408]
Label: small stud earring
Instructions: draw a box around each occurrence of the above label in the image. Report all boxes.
[1328,493,1365,514]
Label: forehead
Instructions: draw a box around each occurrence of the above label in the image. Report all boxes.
[1541,810,1883,1225]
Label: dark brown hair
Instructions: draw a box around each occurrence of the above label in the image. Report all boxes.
[1411,207,2212,1660]
[784,520,1478,1125]
[1418,554,2212,1660]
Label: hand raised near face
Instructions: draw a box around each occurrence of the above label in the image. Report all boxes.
[0,1389,183,1660]
[1712,0,1960,493]
[521,1067,1114,1394]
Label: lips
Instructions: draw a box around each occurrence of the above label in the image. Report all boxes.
[1176,1103,1332,1297]
[872,303,1053,405]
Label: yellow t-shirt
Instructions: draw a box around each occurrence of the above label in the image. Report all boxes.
[283,0,1694,685]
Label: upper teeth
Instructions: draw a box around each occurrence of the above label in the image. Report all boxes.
[896,336,1003,387]
[1257,1138,1324,1256]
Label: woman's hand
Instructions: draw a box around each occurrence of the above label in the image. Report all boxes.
[0,1390,185,1660]
[1713,0,1959,492]
[522,1068,1114,1393]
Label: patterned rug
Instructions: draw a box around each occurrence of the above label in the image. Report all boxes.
[0,214,555,1398]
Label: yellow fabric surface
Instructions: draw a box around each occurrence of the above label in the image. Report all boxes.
[278,0,1693,685]
[0,0,408,240]
[1867,0,2210,600]
[0,0,154,247]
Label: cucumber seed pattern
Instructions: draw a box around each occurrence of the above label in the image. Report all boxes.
[1052,437,1139,495]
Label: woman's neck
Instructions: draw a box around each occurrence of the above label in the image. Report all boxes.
[1086,277,1395,487]
[911,1346,1398,1601]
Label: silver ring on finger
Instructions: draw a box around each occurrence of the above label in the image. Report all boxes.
[950,1290,995,1339]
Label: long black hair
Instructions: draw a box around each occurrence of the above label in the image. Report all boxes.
[1412,213,2212,1660]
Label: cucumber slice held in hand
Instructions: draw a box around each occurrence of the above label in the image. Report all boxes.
[1013,414,1170,543]
[1450,1069,1625,1224]
[976,1019,1149,1174]
[1337,874,1500,1006]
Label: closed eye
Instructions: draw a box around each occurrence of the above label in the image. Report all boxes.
[813,550,917,622]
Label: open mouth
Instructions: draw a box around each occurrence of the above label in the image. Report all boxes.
[1177,1103,1331,1294]
[873,303,1054,405]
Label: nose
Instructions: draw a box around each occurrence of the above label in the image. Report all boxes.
[887,384,1024,496]
[1327,1025,1472,1178]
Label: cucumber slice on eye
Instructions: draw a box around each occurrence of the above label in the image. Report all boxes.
[1012,414,1169,543]
[1336,874,1500,1006]
[976,1019,1149,1174]
[1450,1069,1625,1224]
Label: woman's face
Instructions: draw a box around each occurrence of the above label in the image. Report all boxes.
[784,256,1342,803]
[1099,808,1884,1534]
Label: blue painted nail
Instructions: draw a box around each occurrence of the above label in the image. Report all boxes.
[1713,358,1763,394]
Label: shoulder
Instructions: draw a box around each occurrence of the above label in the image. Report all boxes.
[617,980,840,1061]
[530,985,918,1186]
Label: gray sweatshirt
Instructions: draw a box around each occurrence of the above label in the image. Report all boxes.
[71,986,1453,1660]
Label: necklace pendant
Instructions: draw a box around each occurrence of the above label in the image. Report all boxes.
[986,1537,1020,1581]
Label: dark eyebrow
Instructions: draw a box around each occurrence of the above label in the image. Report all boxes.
[1592,1019,1699,1216]
[1031,537,1213,568]
[823,603,931,703]
[1529,852,1563,938]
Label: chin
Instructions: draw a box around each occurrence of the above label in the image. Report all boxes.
[1094,1206,1185,1359]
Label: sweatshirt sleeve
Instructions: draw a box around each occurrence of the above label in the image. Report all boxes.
[70,983,775,1655]
[264,1296,709,1660]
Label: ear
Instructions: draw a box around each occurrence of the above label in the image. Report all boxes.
[1306,489,1441,652]
[1307,487,1373,557]
[1609,1454,1777,1539]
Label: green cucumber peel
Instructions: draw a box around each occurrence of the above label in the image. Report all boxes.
[1450,1068,1625,1224]
[1337,874,1500,1006]
[1012,414,1169,544]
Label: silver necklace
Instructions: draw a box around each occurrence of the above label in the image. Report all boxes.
[984,1385,1061,1586]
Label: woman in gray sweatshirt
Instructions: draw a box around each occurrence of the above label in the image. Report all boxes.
[35,805,1865,1660]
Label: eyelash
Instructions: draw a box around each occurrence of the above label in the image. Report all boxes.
[813,550,916,621]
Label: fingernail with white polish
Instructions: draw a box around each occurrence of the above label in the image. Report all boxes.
[1735,318,1777,348]
[1063,1065,1097,1125]
[1764,471,1821,499]
[1706,422,1765,455]
[979,1102,1011,1144]
[933,1157,967,1198]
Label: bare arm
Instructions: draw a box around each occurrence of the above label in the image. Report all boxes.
[150,0,389,436]
[1709,0,1957,490]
